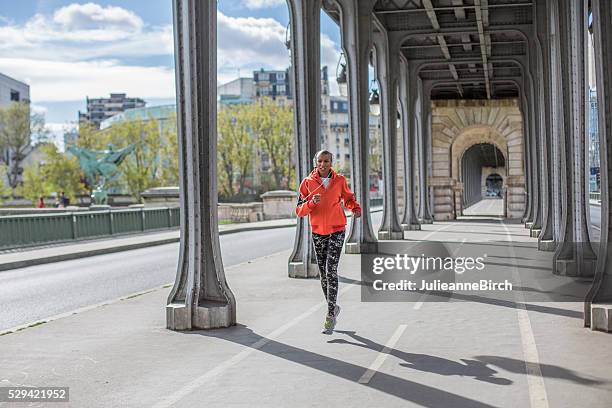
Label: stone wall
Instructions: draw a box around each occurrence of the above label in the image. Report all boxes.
[430,99,526,220]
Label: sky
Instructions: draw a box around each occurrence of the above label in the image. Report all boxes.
[0,0,342,147]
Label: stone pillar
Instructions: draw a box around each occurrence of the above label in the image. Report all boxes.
[286,0,321,278]
[166,0,236,330]
[553,0,596,278]
[586,0,612,331]
[337,0,378,254]
[535,0,556,251]
[399,57,420,230]
[419,79,434,223]
[374,30,403,240]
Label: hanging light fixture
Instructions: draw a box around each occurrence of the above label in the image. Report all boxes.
[284,22,291,50]
[336,53,348,97]
[369,80,380,116]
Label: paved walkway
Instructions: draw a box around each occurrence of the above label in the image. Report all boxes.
[463,199,504,217]
[1,218,610,407]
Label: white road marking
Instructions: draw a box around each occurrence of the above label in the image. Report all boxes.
[500,221,549,408]
[357,324,408,384]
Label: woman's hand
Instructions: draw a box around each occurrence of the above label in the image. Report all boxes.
[353,208,362,218]
[312,194,321,204]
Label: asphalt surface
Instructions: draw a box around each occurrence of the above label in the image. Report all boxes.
[0,212,383,331]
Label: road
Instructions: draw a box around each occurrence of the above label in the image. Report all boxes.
[0,212,383,332]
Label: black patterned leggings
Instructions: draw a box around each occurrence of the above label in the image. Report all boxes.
[312,230,346,316]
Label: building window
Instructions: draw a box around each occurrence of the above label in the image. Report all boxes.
[10,90,19,101]
[277,73,285,80]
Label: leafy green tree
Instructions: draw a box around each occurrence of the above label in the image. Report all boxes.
[247,98,294,190]
[75,122,108,151]
[0,102,49,193]
[40,144,86,202]
[159,113,179,186]
[18,163,51,204]
[217,105,256,198]
[0,165,12,203]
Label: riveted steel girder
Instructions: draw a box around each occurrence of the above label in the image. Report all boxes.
[553,0,596,278]
[166,0,236,330]
[373,26,404,240]
[585,0,612,329]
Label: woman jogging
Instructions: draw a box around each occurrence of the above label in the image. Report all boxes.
[295,150,361,334]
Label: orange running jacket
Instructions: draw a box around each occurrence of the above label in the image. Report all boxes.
[295,168,361,235]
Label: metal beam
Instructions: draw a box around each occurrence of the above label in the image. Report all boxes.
[374,2,533,14]
[474,0,492,98]
[401,40,525,49]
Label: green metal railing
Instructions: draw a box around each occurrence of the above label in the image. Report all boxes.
[0,207,180,250]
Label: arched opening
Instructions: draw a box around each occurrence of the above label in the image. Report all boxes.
[460,143,506,215]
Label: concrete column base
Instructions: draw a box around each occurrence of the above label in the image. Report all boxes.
[554,259,597,278]
[288,262,319,279]
[345,242,378,254]
[530,229,541,238]
[591,304,612,332]
[401,223,421,231]
[538,240,556,251]
[420,218,434,224]
[378,230,404,240]
[525,222,534,229]
[167,301,233,330]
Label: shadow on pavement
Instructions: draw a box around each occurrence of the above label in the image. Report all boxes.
[188,324,499,408]
[473,356,607,387]
[330,330,512,385]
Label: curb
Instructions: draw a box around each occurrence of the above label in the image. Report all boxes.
[0,222,297,272]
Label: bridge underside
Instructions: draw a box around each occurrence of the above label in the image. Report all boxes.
[166,0,612,333]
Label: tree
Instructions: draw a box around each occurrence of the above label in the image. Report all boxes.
[18,162,51,204]
[0,102,48,194]
[247,98,294,190]
[75,122,107,151]
[0,165,11,203]
[40,144,86,202]
[217,105,256,198]
[159,113,179,186]
[105,119,162,202]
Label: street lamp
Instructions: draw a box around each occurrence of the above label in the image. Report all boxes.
[336,53,348,97]
[369,80,380,116]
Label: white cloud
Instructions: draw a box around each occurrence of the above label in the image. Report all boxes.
[242,0,287,10]
[0,4,172,61]
[53,3,143,31]
[0,58,175,102]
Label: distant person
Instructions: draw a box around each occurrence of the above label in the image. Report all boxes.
[36,197,45,208]
[59,191,69,208]
[295,149,361,334]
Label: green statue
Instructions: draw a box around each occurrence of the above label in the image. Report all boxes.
[67,143,137,205]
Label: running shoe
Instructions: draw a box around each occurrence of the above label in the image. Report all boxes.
[321,315,334,334]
